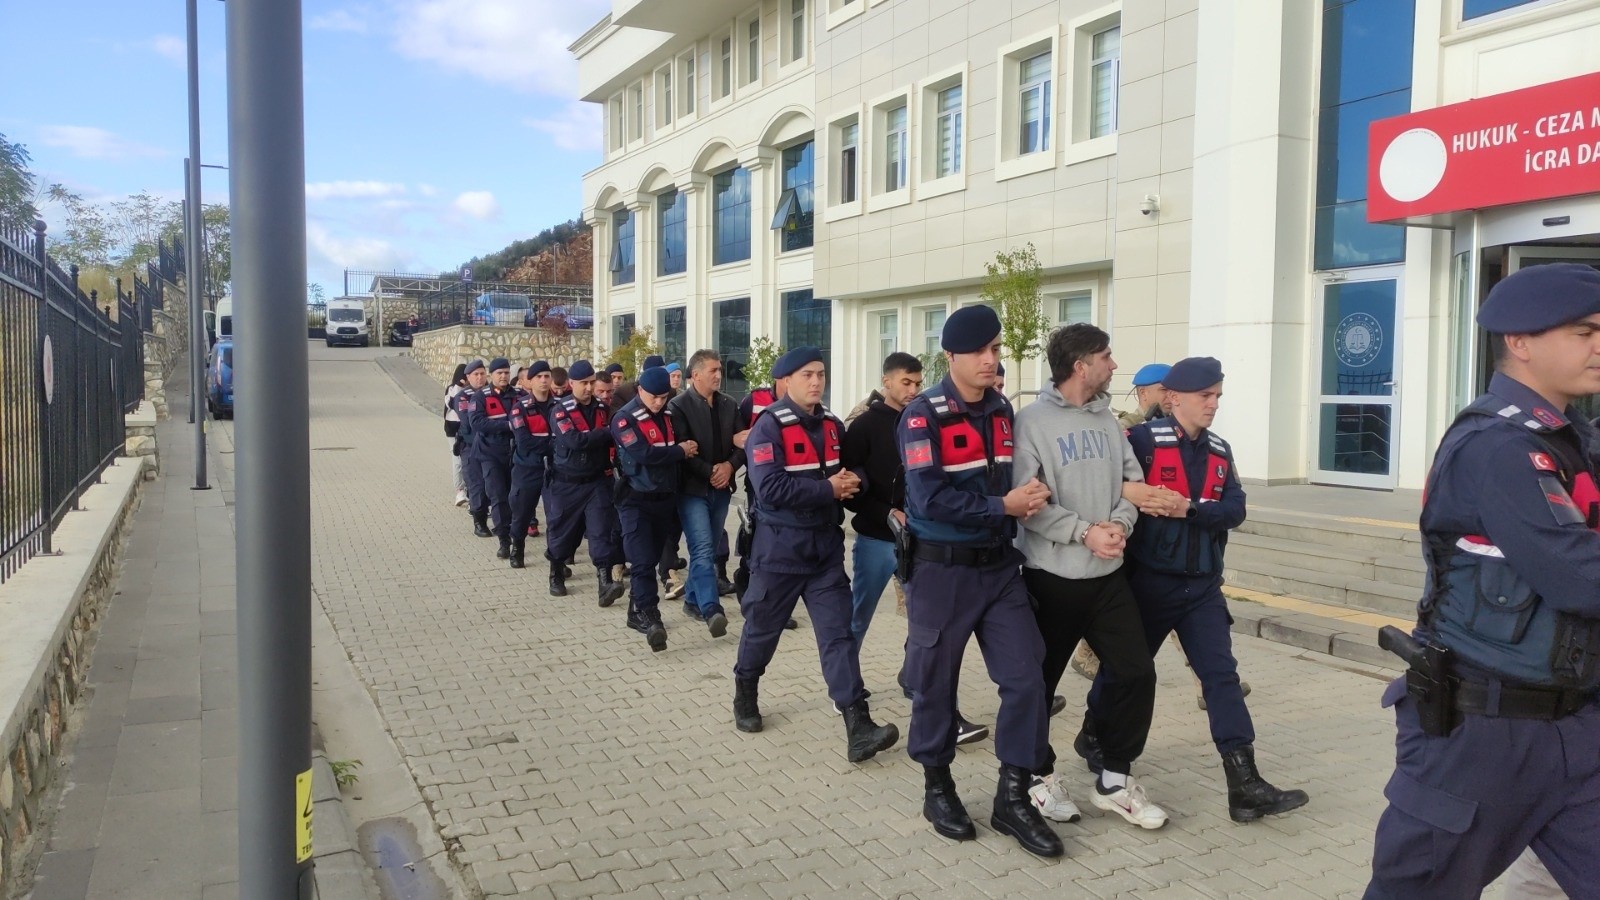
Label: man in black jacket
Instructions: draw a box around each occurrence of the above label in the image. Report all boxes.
[668,349,743,636]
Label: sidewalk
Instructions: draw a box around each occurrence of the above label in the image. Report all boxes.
[22,376,369,900]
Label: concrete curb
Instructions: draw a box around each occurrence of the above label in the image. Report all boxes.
[1227,596,1402,672]
[311,726,380,899]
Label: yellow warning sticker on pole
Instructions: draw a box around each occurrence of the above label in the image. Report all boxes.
[296,768,314,863]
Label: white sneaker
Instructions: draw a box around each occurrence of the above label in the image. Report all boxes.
[454,490,468,507]
[1028,774,1081,823]
[1090,777,1168,830]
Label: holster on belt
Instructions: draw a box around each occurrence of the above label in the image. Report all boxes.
[736,505,755,557]
[1379,625,1460,737]
[888,513,914,584]
[612,476,632,505]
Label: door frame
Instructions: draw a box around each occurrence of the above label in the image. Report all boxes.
[1310,264,1405,490]
[1506,245,1600,271]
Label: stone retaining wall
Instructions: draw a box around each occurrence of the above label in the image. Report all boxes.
[141,277,191,420]
[410,325,595,387]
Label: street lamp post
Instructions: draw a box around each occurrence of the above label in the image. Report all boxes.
[186,0,209,491]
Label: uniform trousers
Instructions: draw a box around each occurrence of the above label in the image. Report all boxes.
[618,495,676,614]
[1364,682,1600,899]
[544,478,621,567]
[478,453,513,537]
[508,462,545,535]
[904,558,1048,771]
[462,444,487,513]
[1025,567,1157,776]
[733,565,865,709]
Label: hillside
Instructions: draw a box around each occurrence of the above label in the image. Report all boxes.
[451,217,592,285]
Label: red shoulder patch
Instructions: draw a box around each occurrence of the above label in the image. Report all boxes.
[1529,452,1558,473]
[752,443,775,465]
[906,416,927,429]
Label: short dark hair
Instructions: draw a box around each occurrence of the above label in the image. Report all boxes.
[689,348,720,374]
[1046,323,1110,385]
[550,366,569,386]
[882,351,922,376]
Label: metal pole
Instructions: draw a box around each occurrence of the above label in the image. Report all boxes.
[185,0,209,490]
[33,222,54,555]
[227,0,314,894]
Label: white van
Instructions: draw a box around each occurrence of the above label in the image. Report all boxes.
[215,298,233,341]
[325,297,370,347]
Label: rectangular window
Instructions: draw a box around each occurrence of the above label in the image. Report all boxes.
[714,297,752,397]
[681,54,696,116]
[657,188,686,276]
[608,96,624,150]
[1056,292,1092,325]
[613,313,636,349]
[935,85,963,178]
[781,289,832,403]
[609,208,635,286]
[658,306,687,367]
[840,121,859,203]
[885,104,908,193]
[719,36,733,98]
[790,0,805,63]
[629,83,644,142]
[712,167,751,266]
[920,307,946,358]
[1463,0,1539,18]
[773,141,815,252]
[1019,51,1052,154]
[657,65,673,128]
[877,312,898,363]
[1089,27,1119,139]
[746,17,761,85]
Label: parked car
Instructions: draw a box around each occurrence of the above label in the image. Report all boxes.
[538,304,594,329]
[473,292,532,326]
[208,339,234,418]
[387,319,418,347]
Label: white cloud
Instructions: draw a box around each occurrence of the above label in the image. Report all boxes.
[149,35,186,63]
[307,222,414,273]
[309,7,376,33]
[452,190,500,221]
[416,183,439,197]
[390,0,608,95]
[524,102,601,154]
[305,181,408,201]
[37,125,166,161]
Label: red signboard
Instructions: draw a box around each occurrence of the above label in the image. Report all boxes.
[1367,71,1600,222]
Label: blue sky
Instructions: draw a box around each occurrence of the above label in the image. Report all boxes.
[3,0,610,297]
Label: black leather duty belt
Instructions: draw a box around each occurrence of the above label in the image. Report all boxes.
[1454,680,1594,720]
[912,542,1008,568]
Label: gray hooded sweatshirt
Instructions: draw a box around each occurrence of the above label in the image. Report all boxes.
[1013,384,1143,580]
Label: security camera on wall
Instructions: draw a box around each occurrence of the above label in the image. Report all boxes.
[1139,195,1160,216]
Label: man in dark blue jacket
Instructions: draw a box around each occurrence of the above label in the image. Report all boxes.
[612,366,697,652]
[731,348,899,764]
[455,360,490,537]
[547,360,625,604]
[506,360,555,569]
[469,357,518,560]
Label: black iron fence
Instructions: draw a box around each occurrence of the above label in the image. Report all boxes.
[0,220,148,581]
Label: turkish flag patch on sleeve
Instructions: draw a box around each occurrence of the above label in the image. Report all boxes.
[906,416,927,429]
[1529,452,1558,473]
[621,430,638,446]
[905,439,934,469]
[752,443,775,465]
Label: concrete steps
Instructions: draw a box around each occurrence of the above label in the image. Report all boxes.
[1224,507,1426,620]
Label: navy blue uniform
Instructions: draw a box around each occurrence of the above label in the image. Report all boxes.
[469,385,519,539]
[898,377,1048,770]
[508,390,555,537]
[732,396,866,706]
[611,397,688,617]
[546,395,622,568]
[454,387,487,515]
[1366,373,1600,899]
[1086,417,1253,752]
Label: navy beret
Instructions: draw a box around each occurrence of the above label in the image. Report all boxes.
[643,354,666,370]
[1163,356,1224,392]
[772,346,824,379]
[1478,263,1600,334]
[942,305,1002,353]
[1132,363,1171,387]
[638,366,671,395]
[603,363,623,376]
[996,362,1006,377]
[488,357,511,373]
[464,359,485,375]
[526,360,551,377]
[568,359,596,381]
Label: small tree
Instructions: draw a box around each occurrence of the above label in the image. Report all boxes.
[597,325,660,378]
[744,336,785,388]
[307,282,325,305]
[981,243,1050,378]
[917,350,949,384]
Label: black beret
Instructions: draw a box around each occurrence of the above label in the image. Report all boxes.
[643,354,666,370]
[1477,263,1600,334]
[942,305,1001,353]
[772,346,824,379]
[488,356,511,373]
[996,362,1006,377]
[603,363,624,376]
[638,366,671,395]
[464,359,485,375]
[568,359,596,381]
[526,360,551,377]
[1163,356,1225,392]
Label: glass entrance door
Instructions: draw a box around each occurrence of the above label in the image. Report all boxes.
[1314,270,1401,488]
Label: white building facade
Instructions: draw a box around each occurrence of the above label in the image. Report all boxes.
[575,0,1600,490]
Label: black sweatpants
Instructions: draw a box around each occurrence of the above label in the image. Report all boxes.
[1022,566,1156,777]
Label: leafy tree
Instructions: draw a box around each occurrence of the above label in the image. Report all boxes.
[46,185,113,269]
[307,282,325,305]
[0,132,38,231]
[451,218,589,282]
[597,325,660,379]
[917,350,950,384]
[744,336,786,388]
[981,243,1050,378]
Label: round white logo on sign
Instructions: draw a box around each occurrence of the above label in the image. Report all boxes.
[1379,127,1448,204]
[1335,312,1383,369]
[42,336,55,405]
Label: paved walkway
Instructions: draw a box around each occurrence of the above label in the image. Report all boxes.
[306,348,1407,899]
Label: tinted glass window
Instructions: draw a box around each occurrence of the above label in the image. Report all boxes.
[658,189,686,276]
[1314,90,1412,208]
[658,306,687,365]
[713,297,751,397]
[1314,201,1407,270]
[712,168,751,265]
[611,209,636,285]
[780,141,814,252]
[780,289,831,390]
[329,308,363,322]
[221,346,233,367]
[1463,0,1539,19]
[1319,1,1416,109]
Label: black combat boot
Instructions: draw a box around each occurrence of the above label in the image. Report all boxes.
[1222,746,1309,823]
[508,537,525,569]
[596,565,623,608]
[496,535,510,559]
[548,559,568,597]
[922,765,976,841]
[625,605,651,634]
[841,699,899,763]
[472,511,492,537]
[1074,720,1105,774]
[990,763,1065,858]
[733,677,763,733]
[644,608,667,652]
[716,563,736,597]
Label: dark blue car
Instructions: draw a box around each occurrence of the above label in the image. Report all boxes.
[208,339,233,418]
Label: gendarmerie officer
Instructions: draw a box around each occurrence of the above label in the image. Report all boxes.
[731,347,899,764]
[1365,264,1600,899]
[546,359,626,605]
[455,359,491,537]
[469,357,519,559]
[611,366,698,652]
[1092,356,1308,823]
[897,305,1062,858]
[506,360,556,569]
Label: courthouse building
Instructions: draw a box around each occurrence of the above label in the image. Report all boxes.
[572,0,1600,491]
